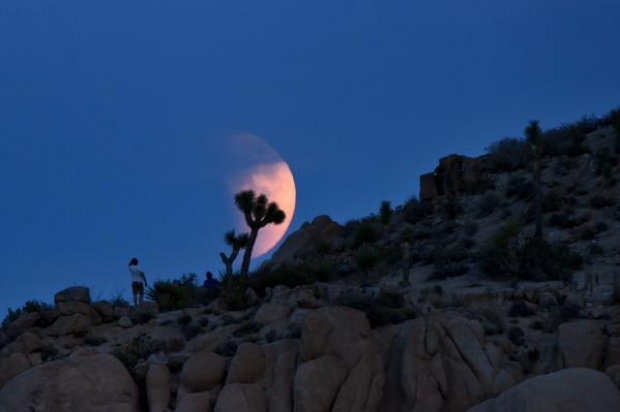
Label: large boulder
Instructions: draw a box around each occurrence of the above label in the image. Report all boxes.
[0,353,139,411]
[54,286,90,304]
[254,303,292,324]
[0,352,31,388]
[296,306,385,412]
[558,320,605,369]
[214,383,266,412]
[294,355,347,412]
[47,313,92,337]
[271,215,344,263]
[2,331,43,357]
[226,342,265,384]
[92,301,116,323]
[176,391,215,412]
[467,368,620,412]
[384,314,519,412]
[263,339,299,412]
[180,351,227,393]
[147,363,171,412]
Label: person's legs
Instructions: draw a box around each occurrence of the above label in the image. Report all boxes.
[132,282,143,306]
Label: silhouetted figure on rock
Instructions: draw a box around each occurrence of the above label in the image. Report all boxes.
[128,257,148,306]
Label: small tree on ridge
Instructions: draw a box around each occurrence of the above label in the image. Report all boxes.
[219,229,249,278]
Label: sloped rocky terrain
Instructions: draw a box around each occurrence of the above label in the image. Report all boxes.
[2,113,620,411]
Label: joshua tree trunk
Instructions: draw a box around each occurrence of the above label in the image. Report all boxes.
[526,120,543,241]
[220,252,239,278]
[240,229,259,280]
[533,160,543,240]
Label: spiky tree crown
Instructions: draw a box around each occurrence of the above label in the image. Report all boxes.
[234,189,286,229]
[224,230,249,249]
[525,120,542,148]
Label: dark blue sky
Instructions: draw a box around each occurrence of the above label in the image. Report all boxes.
[1,1,619,314]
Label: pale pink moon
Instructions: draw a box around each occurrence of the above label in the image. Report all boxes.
[227,133,296,258]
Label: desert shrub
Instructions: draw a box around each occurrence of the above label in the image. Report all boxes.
[477,192,501,217]
[560,303,581,320]
[252,259,338,294]
[541,116,598,157]
[181,324,203,341]
[40,345,60,362]
[214,340,238,357]
[482,313,505,335]
[593,222,607,233]
[146,274,199,312]
[462,237,476,249]
[334,292,416,328]
[588,242,605,256]
[477,220,522,278]
[1,300,52,330]
[439,196,463,220]
[579,225,598,241]
[507,326,525,346]
[177,314,193,326]
[505,175,533,200]
[547,212,581,229]
[351,221,379,248]
[594,147,618,177]
[232,321,262,338]
[355,245,382,276]
[478,223,581,281]
[112,334,162,371]
[590,194,615,209]
[220,274,255,311]
[509,301,535,318]
[110,292,129,307]
[518,238,583,281]
[602,107,620,128]
[463,221,479,236]
[84,336,107,346]
[429,263,469,281]
[529,319,544,330]
[553,156,579,175]
[431,244,469,265]
[167,358,184,374]
[486,137,530,171]
[402,197,432,223]
[542,191,563,213]
[286,323,302,339]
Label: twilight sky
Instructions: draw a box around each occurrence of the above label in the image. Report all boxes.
[1,0,619,314]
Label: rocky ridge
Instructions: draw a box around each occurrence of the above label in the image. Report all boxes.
[2,116,620,411]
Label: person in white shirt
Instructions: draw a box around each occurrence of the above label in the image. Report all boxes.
[128,257,148,306]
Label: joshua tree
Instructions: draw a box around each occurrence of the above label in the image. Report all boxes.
[219,229,249,277]
[234,190,286,279]
[525,120,543,240]
[379,200,393,225]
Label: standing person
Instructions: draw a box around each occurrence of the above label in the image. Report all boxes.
[128,257,148,306]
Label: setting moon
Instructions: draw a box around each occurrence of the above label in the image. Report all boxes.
[227,133,297,258]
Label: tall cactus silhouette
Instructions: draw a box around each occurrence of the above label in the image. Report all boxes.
[525,120,543,240]
[219,229,249,277]
[234,189,286,279]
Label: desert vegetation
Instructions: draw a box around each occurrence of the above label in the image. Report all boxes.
[2,107,620,411]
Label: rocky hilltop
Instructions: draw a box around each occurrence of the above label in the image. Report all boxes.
[2,111,620,411]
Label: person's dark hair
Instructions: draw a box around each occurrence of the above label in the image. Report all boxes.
[206,271,213,279]
[129,257,139,266]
